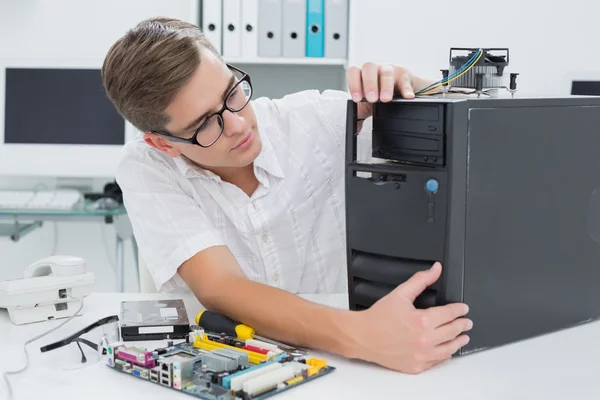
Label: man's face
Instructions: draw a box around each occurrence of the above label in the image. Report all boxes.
[144,47,262,173]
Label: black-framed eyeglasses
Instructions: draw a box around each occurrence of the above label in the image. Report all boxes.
[40,315,120,366]
[150,64,253,148]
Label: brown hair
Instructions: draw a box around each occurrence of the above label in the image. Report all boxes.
[101,17,221,133]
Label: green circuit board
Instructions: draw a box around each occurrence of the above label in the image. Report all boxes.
[106,329,335,399]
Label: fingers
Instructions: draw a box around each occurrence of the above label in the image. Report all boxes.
[431,317,473,346]
[430,334,471,361]
[395,262,442,302]
[346,66,363,102]
[361,62,380,102]
[423,302,470,329]
[347,63,415,103]
[378,64,395,102]
[396,69,415,99]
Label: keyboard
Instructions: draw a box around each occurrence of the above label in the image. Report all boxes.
[0,189,82,210]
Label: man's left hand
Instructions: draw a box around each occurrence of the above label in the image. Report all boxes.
[346,63,431,121]
[347,63,417,103]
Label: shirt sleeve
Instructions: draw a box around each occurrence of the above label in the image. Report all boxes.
[282,89,371,160]
[116,148,226,292]
[313,89,352,154]
[315,89,374,161]
[254,89,350,149]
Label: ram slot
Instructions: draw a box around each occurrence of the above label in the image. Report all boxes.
[228,363,282,392]
[242,366,295,397]
[244,339,280,353]
[194,334,267,364]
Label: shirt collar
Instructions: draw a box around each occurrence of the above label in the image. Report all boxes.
[173,126,285,182]
[253,125,285,179]
[173,155,212,179]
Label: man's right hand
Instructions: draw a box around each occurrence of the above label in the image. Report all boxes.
[180,245,471,375]
[345,262,472,374]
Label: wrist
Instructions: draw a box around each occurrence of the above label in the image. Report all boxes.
[324,308,364,360]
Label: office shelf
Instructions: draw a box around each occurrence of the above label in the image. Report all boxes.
[0,220,42,241]
[224,57,347,66]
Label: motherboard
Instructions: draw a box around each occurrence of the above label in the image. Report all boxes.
[106,326,335,399]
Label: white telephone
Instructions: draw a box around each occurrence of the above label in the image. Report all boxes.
[0,255,95,325]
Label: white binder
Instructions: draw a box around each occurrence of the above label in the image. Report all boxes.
[282,0,306,58]
[202,0,223,54]
[258,0,282,57]
[324,0,348,58]
[223,0,242,57]
[241,0,258,58]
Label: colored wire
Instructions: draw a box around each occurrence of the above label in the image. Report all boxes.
[417,49,482,95]
[417,48,481,94]
[416,48,483,95]
[419,49,482,95]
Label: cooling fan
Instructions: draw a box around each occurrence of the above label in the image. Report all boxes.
[417,47,520,97]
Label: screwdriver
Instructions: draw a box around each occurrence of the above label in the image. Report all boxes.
[195,310,308,354]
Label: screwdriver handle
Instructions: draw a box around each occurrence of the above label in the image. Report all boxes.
[195,310,255,341]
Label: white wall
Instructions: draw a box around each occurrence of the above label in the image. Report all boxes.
[0,0,200,291]
[2,0,598,291]
[348,0,599,96]
[0,0,199,60]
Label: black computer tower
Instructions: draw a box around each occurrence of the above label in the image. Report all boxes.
[345,95,600,355]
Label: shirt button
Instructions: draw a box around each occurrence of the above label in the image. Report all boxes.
[261,232,268,242]
[273,273,279,282]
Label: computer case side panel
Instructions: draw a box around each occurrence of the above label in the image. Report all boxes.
[460,98,600,355]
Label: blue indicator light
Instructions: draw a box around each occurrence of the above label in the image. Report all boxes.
[426,179,439,193]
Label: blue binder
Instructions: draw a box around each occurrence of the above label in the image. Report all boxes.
[306,0,324,57]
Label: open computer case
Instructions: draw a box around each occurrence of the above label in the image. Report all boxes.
[345,48,600,355]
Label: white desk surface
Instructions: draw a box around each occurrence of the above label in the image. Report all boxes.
[1,292,600,400]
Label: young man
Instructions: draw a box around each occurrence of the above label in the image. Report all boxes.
[102,17,472,374]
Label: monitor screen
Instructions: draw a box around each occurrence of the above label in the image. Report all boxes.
[571,80,600,96]
[4,68,125,145]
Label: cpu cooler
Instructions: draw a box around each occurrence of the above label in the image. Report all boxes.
[417,48,520,97]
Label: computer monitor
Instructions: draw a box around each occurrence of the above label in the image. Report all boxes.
[571,80,600,96]
[568,71,600,97]
[0,59,138,178]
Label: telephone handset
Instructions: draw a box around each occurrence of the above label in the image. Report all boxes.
[0,255,95,325]
[23,255,87,278]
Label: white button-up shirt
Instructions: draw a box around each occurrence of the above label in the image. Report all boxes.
[117,89,370,294]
